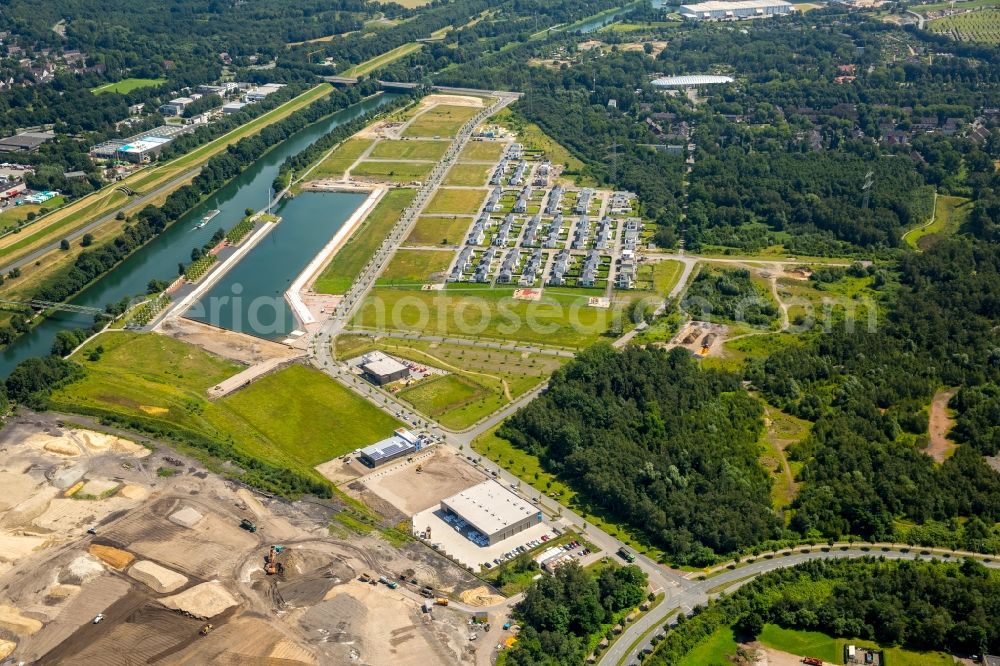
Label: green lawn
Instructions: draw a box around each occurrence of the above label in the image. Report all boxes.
[377,249,454,285]
[398,374,487,416]
[91,78,166,95]
[459,141,505,162]
[370,139,450,160]
[443,163,492,186]
[903,195,971,250]
[352,160,434,181]
[758,625,958,666]
[0,196,67,230]
[423,188,487,215]
[308,137,374,180]
[405,216,472,246]
[677,626,738,666]
[343,42,424,77]
[403,105,480,138]
[314,188,416,294]
[354,286,621,348]
[51,332,401,481]
[652,260,684,295]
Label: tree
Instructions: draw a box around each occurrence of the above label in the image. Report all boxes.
[81,233,94,247]
[59,239,70,251]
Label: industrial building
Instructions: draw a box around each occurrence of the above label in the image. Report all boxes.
[160,96,194,116]
[0,130,55,153]
[440,480,541,546]
[360,353,410,385]
[652,75,735,88]
[358,428,422,468]
[90,125,193,163]
[243,83,285,103]
[679,0,792,20]
[222,101,249,115]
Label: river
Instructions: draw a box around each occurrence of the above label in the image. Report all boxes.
[0,92,400,376]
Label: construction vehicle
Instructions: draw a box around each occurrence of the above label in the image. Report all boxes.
[420,587,434,598]
[264,545,284,575]
[434,597,449,606]
[617,547,635,563]
[200,624,213,636]
[415,464,422,473]
[239,518,257,533]
[387,581,398,589]
[359,573,373,583]
[801,659,822,666]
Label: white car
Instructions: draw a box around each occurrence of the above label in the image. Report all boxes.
[93,613,105,624]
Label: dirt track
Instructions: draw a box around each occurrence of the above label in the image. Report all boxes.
[927,387,958,462]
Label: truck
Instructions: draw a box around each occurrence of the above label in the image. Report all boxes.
[617,547,635,563]
[434,597,449,607]
[239,518,257,533]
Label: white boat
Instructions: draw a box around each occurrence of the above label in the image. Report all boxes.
[194,209,220,229]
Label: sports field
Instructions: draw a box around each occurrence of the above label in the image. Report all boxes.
[50,332,400,481]
[403,105,480,138]
[313,188,416,294]
[352,160,434,181]
[405,216,472,246]
[91,78,166,95]
[423,188,487,215]
[443,163,493,186]
[377,249,454,285]
[370,140,450,160]
[308,137,374,180]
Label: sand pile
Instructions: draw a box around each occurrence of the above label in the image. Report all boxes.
[80,479,119,497]
[0,532,49,562]
[459,586,505,607]
[47,584,80,598]
[0,639,15,660]
[0,605,42,635]
[43,440,80,456]
[73,430,150,458]
[0,471,41,512]
[0,486,56,528]
[89,544,134,570]
[66,554,107,584]
[129,560,188,593]
[169,506,204,528]
[120,484,149,501]
[160,581,238,618]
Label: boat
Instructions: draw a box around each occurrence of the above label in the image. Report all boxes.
[194,209,220,229]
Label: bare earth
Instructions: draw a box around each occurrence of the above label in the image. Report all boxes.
[358,447,487,516]
[927,387,959,462]
[159,317,301,364]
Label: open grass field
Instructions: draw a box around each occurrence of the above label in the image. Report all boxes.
[308,137,374,180]
[903,195,970,250]
[459,141,505,162]
[928,8,1000,42]
[758,403,808,513]
[50,332,400,480]
[370,139,450,160]
[599,20,682,32]
[351,160,434,181]
[651,259,684,295]
[677,626,738,666]
[758,625,957,666]
[405,215,472,246]
[775,272,876,330]
[443,163,493,186]
[915,0,999,11]
[353,286,624,348]
[403,105,479,138]
[377,249,454,285]
[397,374,488,419]
[0,196,66,230]
[0,84,332,271]
[313,188,416,294]
[343,42,424,77]
[492,108,595,186]
[423,187,487,215]
[91,77,166,95]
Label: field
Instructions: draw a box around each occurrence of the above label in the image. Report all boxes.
[492,108,595,186]
[423,188,487,215]
[443,163,493,186]
[651,259,684,295]
[377,249,454,285]
[334,334,562,427]
[0,196,67,230]
[458,141,505,162]
[915,0,999,11]
[50,332,402,481]
[903,195,970,250]
[403,105,480,138]
[928,9,1000,43]
[370,139,450,160]
[90,77,166,95]
[677,626,738,666]
[758,625,957,666]
[308,137,374,180]
[351,160,434,181]
[342,42,424,77]
[353,286,624,348]
[405,215,473,246]
[313,188,416,294]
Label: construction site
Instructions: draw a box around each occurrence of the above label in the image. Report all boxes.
[0,412,509,665]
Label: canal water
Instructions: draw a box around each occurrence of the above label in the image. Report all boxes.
[184,190,367,339]
[0,93,399,376]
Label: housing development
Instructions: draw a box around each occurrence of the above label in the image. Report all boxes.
[0,0,996,665]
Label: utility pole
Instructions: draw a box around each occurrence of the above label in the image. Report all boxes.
[861,170,874,211]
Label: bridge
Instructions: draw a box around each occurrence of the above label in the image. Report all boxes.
[322,75,359,86]
[0,298,104,316]
[115,185,138,196]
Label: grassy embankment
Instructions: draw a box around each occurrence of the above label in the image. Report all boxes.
[90,78,166,95]
[342,42,424,77]
[902,195,971,250]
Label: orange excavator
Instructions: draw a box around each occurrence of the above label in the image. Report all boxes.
[264,545,285,575]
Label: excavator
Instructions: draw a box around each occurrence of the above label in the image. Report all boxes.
[264,545,285,575]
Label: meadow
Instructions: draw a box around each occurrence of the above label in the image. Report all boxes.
[91,77,166,95]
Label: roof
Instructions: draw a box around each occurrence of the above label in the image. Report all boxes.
[0,131,55,151]
[359,429,419,463]
[442,480,538,536]
[119,137,170,154]
[652,75,735,87]
[362,355,408,378]
[680,0,791,10]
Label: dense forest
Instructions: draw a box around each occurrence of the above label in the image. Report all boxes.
[500,345,780,566]
[649,557,1000,664]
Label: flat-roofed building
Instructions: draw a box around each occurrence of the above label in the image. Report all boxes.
[440,480,542,545]
[358,428,422,467]
[679,0,792,20]
[0,130,55,153]
[361,353,410,385]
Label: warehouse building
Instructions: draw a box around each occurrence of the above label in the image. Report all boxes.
[679,0,792,20]
[0,130,55,153]
[160,96,194,116]
[358,428,422,468]
[360,352,410,385]
[440,480,542,546]
[90,125,193,163]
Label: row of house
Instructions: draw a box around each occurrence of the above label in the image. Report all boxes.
[474,246,497,283]
[572,217,590,250]
[616,252,637,289]
[486,187,502,213]
[574,188,594,215]
[548,249,571,286]
[493,213,515,247]
[497,248,521,284]
[545,186,563,215]
[508,160,528,187]
[520,249,543,286]
[533,161,552,187]
[543,214,563,249]
[449,246,474,281]
[512,185,531,214]
[468,212,489,245]
[595,217,613,250]
[623,218,643,252]
[580,250,601,287]
[522,214,542,246]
